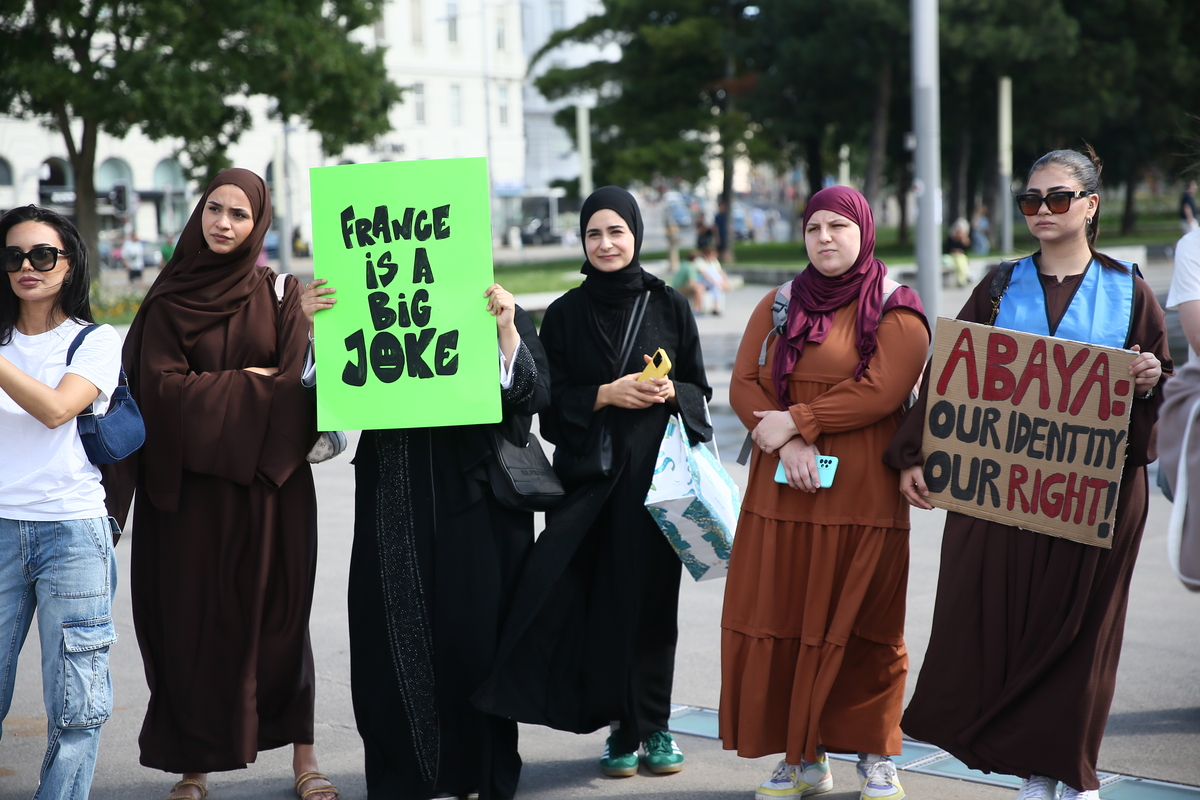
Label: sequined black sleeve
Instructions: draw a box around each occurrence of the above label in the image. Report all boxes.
[502,341,537,408]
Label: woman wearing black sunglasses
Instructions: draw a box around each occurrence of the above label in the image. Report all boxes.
[0,205,122,800]
[885,148,1170,800]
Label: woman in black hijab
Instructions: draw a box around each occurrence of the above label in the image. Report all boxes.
[476,187,712,779]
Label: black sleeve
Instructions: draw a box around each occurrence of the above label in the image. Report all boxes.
[496,307,551,446]
[666,289,714,445]
[538,298,602,454]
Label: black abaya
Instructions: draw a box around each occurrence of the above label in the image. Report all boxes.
[476,284,712,750]
[348,308,550,800]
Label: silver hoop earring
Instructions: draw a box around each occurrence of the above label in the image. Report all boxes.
[1086,217,1093,225]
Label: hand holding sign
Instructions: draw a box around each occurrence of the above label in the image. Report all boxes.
[484,283,519,365]
[1128,345,1162,393]
[301,278,337,331]
[899,464,933,510]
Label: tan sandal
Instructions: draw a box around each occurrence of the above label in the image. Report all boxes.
[165,778,208,800]
[294,771,339,800]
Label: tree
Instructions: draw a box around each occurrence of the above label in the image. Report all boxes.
[0,0,402,279]
[742,0,909,216]
[532,0,760,251]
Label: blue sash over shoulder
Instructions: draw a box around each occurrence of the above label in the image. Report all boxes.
[994,255,1136,348]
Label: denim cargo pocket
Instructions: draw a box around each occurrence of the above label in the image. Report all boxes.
[60,616,117,727]
[50,518,110,598]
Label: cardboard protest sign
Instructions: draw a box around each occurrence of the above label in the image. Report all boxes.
[921,319,1139,548]
[309,158,501,431]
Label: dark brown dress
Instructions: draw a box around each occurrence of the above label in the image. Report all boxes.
[129,271,317,772]
[884,267,1171,792]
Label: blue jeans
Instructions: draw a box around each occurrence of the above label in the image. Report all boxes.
[0,516,118,800]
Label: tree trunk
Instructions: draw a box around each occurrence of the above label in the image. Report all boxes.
[56,110,102,285]
[1121,169,1138,235]
[897,160,911,246]
[806,133,824,201]
[863,60,892,214]
[720,40,737,264]
[949,98,971,225]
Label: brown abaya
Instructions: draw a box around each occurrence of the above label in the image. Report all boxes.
[116,169,319,773]
[884,266,1171,792]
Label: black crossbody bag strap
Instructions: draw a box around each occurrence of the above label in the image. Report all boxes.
[988,260,1018,325]
[614,290,651,380]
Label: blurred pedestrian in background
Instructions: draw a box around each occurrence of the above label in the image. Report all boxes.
[1181,180,1198,235]
[971,204,991,255]
[944,217,972,287]
[123,230,145,289]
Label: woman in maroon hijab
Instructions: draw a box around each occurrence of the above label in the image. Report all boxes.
[115,169,336,800]
[721,186,929,800]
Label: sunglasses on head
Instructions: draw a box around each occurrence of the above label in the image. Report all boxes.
[3,246,71,273]
[1014,190,1092,216]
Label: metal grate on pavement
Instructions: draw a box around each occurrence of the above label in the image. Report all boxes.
[668,706,1200,798]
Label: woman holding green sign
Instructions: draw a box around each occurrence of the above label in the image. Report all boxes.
[475,186,713,780]
[302,276,550,799]
[887,148,1170,800]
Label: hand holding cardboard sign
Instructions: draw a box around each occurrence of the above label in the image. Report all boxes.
[899,464,933,510]
[1128,345,1162,393]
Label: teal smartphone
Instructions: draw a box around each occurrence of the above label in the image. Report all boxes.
[775,455,839,488]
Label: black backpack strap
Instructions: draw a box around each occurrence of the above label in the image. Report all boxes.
[65,324,101,365]
[987,260,1018,325]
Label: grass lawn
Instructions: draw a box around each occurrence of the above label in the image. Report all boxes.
[727,212,1183,267]
[493,259,585,294]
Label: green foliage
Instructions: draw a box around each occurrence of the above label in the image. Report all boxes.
[0,0,402,273]
[0,0,401,178]
[534,0,756,187]
[89,286,146,326]
[540,0,1200,236]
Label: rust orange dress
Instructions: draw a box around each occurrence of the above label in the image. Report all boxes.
[720,288,929,763]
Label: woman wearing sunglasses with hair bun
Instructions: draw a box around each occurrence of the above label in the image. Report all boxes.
[886,148,1170,800]
[0,205,122,800]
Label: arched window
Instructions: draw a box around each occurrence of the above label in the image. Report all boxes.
[40,157,73,188]
[153,158,185,190]
[95,157,133,192]
[0,157,13,186]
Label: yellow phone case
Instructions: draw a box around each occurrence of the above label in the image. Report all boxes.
[637,348,672,382]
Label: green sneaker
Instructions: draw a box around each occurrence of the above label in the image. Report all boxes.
[600,735,639,777]
[642,730,685,774]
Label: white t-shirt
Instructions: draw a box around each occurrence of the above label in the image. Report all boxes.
[0,320,122,521]
[1166,229,1200,359]
[122,239,145,270]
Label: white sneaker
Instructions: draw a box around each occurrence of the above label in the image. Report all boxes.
[1059,788,1099,800]
[1015,775,1059,800]
[856,757,904,800]
[756,757,833,799]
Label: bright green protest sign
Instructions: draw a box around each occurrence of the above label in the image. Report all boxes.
[309,158,500,431]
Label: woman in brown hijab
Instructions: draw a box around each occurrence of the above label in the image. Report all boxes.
[114,169,336,800]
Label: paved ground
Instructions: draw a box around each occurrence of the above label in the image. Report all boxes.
[4,256,1198,799]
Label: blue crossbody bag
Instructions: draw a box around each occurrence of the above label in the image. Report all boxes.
[65,325,146,464]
